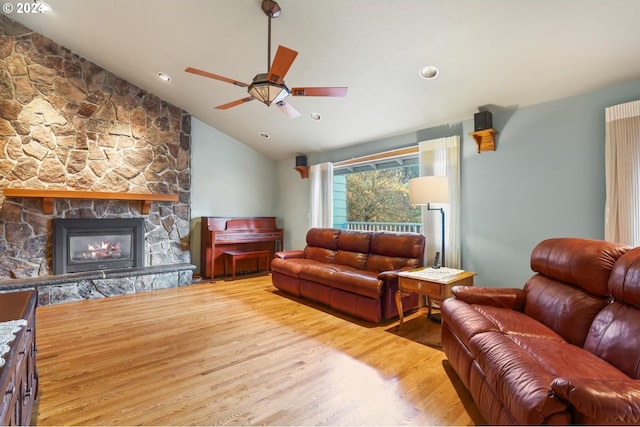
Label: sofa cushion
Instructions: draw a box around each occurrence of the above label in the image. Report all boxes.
[582,248,640,379]
[334,250,368,269]
[271,257,318,277]
[523,275,608,347]
[299,263,339,286]
[441,299,499,345]
[585,302,640,379]
[304,246,337,264]
[329,270,382,299]
[474,304,566,342]
[369,231,425,259]
[366,254,420,273]
[530,238,630,297]
[469,331,568,425]
[306,228,340,250]
[608,247,640,308]
[511,335,629,381]
[336,229,372,253]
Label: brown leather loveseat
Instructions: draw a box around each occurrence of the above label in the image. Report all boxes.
[441,237,640,425]
[271,228,425,323]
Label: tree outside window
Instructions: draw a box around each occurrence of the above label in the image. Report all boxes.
[334,165,421,229]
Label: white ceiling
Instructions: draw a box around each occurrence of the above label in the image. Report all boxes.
[6,0,640,160]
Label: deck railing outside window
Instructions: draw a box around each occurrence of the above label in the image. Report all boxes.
[345,222,422,233]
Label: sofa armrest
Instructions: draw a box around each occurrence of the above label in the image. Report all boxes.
[551,377,640,424]
[451,286,526,311]
[377,269,406,282]
[274,250,305,260]
[378,268,425,285]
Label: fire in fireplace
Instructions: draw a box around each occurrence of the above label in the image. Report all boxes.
[53,218,145,274]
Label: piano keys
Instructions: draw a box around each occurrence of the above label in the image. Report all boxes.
[200,216,284,280]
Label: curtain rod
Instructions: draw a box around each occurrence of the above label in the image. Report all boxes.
[333,146,418,169]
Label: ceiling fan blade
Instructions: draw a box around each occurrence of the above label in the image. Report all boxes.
[267,45,298,85]
[276,101,301,118]
[215,97,255,110]
[185,67,249,87]
[291,87,348,97]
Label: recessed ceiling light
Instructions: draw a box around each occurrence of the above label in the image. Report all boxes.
[157,72,172,82]
[310,112,322,121]
[419,65,438,79]
[259,132,270,139]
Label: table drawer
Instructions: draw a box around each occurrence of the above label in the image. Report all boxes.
[399,277,446,298]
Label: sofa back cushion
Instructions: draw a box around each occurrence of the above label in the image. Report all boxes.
[334,230,371,269]
[366,231,425,272]
[523,275,610,347]
[530,238,629,297]
[304,228,340,263]
[584,248,640,378]
[306,228,340,250]
[524,238,631,347]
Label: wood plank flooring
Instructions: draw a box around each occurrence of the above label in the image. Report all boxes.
[32,275,484,426]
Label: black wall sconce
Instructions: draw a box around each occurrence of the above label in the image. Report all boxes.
[469,111,498,153]
[294,155,309,178]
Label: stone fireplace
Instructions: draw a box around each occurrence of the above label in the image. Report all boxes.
[0,16,195,304]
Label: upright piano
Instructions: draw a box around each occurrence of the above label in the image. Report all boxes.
[200,216,284,279]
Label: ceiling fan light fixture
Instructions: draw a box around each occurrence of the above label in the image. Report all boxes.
[248,73,290,106]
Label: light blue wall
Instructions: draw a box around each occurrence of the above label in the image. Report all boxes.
[275,158,310,251]
[274,78,640,288]
[189,117,277,275]
[463,79,640,287]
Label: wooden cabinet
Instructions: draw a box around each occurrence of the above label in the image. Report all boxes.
[0,291,37,426]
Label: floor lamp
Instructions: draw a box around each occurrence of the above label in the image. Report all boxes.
[408,176,450,267]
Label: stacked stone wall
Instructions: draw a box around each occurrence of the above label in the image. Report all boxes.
[0,15,191,279]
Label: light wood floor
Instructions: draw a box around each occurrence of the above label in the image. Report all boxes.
[32,274,484,426]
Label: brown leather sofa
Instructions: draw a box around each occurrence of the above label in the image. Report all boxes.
[441,237,640,425]
[271,228,425,323]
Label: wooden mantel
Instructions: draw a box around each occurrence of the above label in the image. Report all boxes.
[1,189,179,215]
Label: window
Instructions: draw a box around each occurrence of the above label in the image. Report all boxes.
[333,147,421,232]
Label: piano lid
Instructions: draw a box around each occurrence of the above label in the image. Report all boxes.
[204,216,281,232]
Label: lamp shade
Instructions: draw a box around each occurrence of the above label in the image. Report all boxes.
[408,176,449,205]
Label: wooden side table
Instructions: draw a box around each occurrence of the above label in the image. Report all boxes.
[396,269,476,326]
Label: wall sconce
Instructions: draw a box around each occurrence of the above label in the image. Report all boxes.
[294,155,309,179]
[469,111,498,153]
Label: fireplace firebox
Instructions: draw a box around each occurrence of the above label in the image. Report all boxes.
[53,218,145,274]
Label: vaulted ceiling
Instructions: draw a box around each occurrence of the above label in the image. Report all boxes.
[6,0,640,160]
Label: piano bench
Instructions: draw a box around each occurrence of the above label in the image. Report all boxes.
[223,250,270,280]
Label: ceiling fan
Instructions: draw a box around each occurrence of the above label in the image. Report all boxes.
[185,0,347,118]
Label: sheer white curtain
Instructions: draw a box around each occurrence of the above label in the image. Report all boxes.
[418,136,461,268]
[309,162,334,228]
[605,100,640,245]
